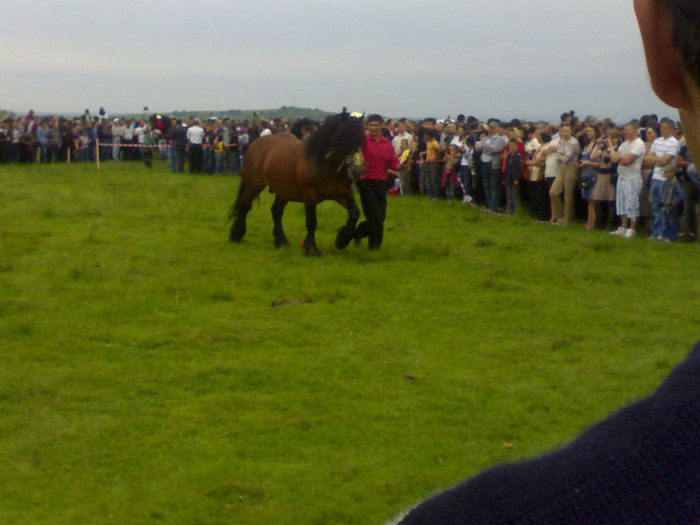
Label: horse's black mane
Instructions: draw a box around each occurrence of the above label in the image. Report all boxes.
[149,114,173,135]
[289,118,318,139]
[305,109,365,167]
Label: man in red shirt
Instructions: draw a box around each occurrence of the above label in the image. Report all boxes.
[356,114,400,250]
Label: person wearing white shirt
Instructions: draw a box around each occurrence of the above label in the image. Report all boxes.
[110,119,123,161]
[259,121,272,137]
[391,120,413,155]
[186,119,205,173]
[610,123,647,238]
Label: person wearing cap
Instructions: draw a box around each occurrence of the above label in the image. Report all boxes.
[355,114,400,250]
[390,1,700,523]
[110,118,123,161]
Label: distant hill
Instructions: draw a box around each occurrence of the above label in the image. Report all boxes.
[168,106,333,122]
[3,106,336,122]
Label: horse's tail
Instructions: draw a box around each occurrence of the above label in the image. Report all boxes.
[227,180,246,224]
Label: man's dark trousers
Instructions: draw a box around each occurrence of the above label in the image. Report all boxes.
[357,179,390,250]
[188,144,203,174]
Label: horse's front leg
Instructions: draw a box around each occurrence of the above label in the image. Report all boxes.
[302,202,321,256]
[335,191,360,250]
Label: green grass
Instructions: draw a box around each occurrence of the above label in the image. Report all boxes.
[1,160,698,524]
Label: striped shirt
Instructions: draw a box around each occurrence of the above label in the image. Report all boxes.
[650,136,679,181]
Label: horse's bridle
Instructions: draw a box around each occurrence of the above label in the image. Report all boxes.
[323,149,365,178]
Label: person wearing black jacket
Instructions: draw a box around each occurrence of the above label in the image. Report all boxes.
[166,119,187,173]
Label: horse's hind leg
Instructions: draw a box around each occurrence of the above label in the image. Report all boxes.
[229,181,264,242]
[335,192,361,249]
[302,202,321,257]
[271,195,290,248]
[229,205,249,242]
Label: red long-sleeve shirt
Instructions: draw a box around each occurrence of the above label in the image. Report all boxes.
[361,134,400,181]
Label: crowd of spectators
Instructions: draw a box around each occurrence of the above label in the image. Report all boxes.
[376,111,698,243]
[2,108,698,242]
[0,108,259,174]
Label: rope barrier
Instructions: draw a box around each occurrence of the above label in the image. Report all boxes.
[98,143,169,148]
[98,143,241,149]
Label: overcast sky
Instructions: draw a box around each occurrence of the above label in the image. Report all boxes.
[2,0,676,123]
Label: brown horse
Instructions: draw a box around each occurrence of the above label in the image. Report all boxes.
[228,110,365,256]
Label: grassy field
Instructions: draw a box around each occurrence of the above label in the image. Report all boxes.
[1,160,698,524]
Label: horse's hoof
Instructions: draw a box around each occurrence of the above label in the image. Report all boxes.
[274,238,291,248]
[353,230,363,246]
[303,245,321,257]
[335,227,354,250]
[229,226,245,242]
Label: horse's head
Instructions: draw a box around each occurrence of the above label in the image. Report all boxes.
[149,114,172,135]
[305,108,366,169]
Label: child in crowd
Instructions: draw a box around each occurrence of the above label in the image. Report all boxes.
[420,130,440,199]
[503,139,523,215]
[409,140,420,194]
[213,134,226,174]
[660,164,684,242]
[397,139,412,195]
[441,144,461,200]
[459,136,475,203]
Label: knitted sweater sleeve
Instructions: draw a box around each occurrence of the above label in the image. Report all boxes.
[397,342,700,525]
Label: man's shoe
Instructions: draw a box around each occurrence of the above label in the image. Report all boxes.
[610,227,626,236]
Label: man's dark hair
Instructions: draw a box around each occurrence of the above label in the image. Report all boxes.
[366,114,383,124]
[660,116,676,128]
[668,0,700,86]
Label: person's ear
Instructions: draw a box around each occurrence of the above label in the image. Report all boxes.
[635,0,692,108]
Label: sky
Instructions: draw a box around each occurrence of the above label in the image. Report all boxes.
[1,0,677,123]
